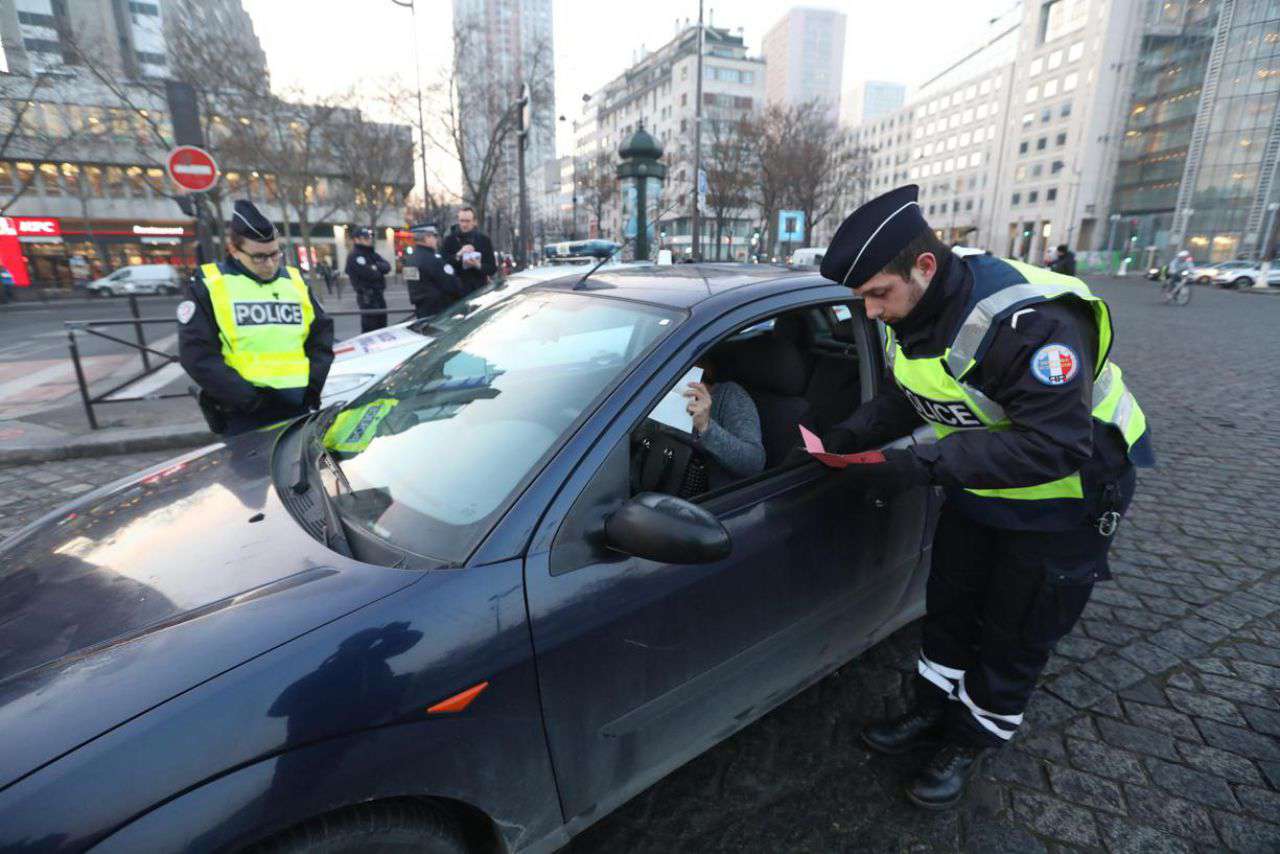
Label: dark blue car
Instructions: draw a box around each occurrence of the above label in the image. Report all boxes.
[0,265,939,853]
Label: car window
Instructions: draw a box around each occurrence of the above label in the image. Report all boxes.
[111,270,130,280]
[320,290,680,563]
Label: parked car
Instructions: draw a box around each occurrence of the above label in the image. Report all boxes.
[86,264,183,297]
[322,257,652,405]
[0,262,938,853]
[788,246,827,268]
[1212,262,1280,289]
[1186,260,1252,285]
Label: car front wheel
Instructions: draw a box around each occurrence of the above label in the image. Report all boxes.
[247,801,469,854]
[1232,277,1253,289]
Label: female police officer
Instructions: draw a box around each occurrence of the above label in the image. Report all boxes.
[817,185,1154,809]
[178,199,334,436]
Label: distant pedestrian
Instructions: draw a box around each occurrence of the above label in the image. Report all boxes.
[1050,244,1076,276]
[440,206,497,295]
[0,263,15,304]
[345,227,391,332]
[317,260,335,296]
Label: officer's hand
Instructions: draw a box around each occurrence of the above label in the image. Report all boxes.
[822,428,860,454]
[836,448,932,492]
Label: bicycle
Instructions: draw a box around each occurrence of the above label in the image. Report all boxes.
[1160,272,1192,306]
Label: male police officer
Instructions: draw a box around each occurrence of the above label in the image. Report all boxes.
[818,185,1154,809]
[178,200,334,436]
[346,226,391,332]
[402,223,461,319]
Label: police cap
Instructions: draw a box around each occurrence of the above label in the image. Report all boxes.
[409,222,439,237]
[228,199,276,242]
[352,226,373,239]
[820,184,929,288]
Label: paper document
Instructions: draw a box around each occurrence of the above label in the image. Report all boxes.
[798,424,884,469]
[647,367,704,433]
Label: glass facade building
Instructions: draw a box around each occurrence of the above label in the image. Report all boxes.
[1113,0,1280,265]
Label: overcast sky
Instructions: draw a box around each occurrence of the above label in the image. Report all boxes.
[241,0,1015,193]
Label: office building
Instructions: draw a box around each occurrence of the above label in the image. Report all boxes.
[572,23,764,259]
[762,7,846,118]
[0,0,410,287]
[841,80,907,126]
[1113,0,1280,266]
[452,0,556,251]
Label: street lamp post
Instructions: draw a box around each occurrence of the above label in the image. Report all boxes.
[390,0,430,210]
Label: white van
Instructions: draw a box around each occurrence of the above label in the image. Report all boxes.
[789,247,826,269]
[87,264,183,297]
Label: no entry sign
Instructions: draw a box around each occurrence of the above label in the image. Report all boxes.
[166,145,219,193]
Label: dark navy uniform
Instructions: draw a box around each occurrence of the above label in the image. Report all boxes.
[439,225,497,295]
[817,185,1152,809]
[345,229,391,332]
[402,224,462,319]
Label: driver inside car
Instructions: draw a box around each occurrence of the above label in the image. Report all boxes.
[683,354,765,491]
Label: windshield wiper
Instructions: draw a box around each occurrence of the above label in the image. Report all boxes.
[289,406,355,557]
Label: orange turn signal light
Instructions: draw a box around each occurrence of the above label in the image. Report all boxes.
[427,681,489,714]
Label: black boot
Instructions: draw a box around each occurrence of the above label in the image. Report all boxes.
[861,705,945,755]
[905,743,990,810]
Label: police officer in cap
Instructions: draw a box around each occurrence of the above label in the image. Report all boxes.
[402,222,461,319]
[346,226,391,332]
[817,185,1154,809]
[178,199,334,436]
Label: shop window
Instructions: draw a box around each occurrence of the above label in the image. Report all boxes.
[39,163,61,196]
[60,163,80,196]
[0,162,13,194]
[84,165,103,197]
[105,166,125,198]
[110,109,131,138]
[126,166,148,198]
[145,167,165,193]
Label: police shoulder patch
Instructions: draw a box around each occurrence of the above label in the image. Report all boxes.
[443,263,454,275]
[1031,343,1080,386]
[176,300,196,325]
[356,256,367,265]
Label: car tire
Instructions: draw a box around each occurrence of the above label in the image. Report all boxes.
[1198,276,1211,284]
[1233,277,1252,289]
[246,801,469,854]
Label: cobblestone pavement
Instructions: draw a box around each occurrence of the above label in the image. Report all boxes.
[3,279,1277,852]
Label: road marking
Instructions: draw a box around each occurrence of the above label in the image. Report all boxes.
[0,361,78,401]
[105,362,186,400]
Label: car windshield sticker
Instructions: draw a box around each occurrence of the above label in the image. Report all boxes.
[176,300,196,324]
[1031,343,1079,386]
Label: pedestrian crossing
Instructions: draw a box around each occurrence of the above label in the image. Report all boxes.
[0,333,181,419]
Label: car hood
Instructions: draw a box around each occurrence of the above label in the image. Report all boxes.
[0,430,421,790]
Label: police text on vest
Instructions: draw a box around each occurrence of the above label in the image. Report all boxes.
[233,301,304,326]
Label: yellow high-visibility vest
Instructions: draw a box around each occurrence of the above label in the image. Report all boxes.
[203,262,314,389]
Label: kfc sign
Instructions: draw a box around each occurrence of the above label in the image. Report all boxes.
[15,217,62,239]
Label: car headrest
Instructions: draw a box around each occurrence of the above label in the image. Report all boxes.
[721,335,808,398]
[772,313,810,347]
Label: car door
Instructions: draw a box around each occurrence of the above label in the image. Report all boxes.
[109,269,130,295]
[522,292,926,831]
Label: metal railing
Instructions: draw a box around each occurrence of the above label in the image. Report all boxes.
[65,294,415,429]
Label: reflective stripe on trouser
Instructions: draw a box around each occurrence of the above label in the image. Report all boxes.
[916,502,1112,748]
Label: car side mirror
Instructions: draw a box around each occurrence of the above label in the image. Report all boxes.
[605,492,731,564]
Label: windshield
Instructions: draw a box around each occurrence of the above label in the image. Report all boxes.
[321,289,679,562]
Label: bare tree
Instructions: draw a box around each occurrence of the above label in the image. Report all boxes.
[785,100,859,246]
[576,150,618,240]
[739,104,795,258]
[702,116,754,260]
[327,93,415,234]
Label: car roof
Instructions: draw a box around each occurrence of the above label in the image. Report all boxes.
[532,262,830,309]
